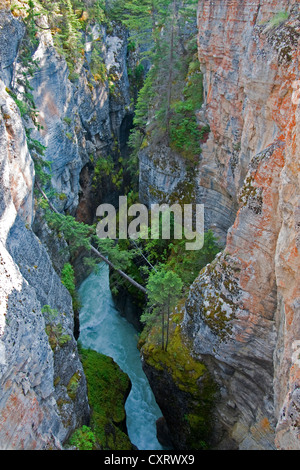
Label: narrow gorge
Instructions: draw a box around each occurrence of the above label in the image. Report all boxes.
[0,0,299,452]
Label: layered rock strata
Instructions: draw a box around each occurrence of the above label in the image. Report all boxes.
[0,7,133,450]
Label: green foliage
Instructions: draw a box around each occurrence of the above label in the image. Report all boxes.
[67,370,81,400]
[128,63,145,101]
[61,262,76,294]
[26,130,52,187]
[41,304,59,321]
[63,116,72,125]
[65,131,73,140]
[132,68,155,129]
[13,95,30,117]
[140,235,170,267]
[169,67,204,159]
[22,0,40,51]
[95,237,136,271]
[142,266,183,350]
[17,2,40,101]
[45,212,92,253]
[53,0,83,71]
[166,230,220,289]
[44,322,71,349]
[43,207,137,276]
[91,153,124,191]
[18,0,219,357]
[130,224,220,298]
[77,347,132,450]
[92,155,114,189]
[108,0,170,50]
[140,309,207,395]
[69,425,96,450]
[127,0,203,161]
[7,2,40,122]
[146,268,183,310]
[90,41,107,84]
[128,66,156,156]
[140,307,217,449]
[37,0,110,77]
[5,2,53,189]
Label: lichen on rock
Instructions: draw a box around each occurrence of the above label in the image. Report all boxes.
[140,307,217,449]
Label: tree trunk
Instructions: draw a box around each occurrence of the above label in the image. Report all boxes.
[165,301,170,351]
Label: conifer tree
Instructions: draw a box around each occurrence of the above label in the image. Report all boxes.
[144,268,183,351]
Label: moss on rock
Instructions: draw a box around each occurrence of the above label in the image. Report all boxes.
[139,308,217,449]
[69,347,133,450]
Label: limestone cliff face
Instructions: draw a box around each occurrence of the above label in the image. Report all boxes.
[182,0,300,450]
[0,80,89,449]
[140,0,299,451]
[0,7,131,450]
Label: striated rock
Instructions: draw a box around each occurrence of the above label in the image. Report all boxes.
[273,76,300,451]
[0,63,89,450]
[0,241,61,450]
[0,0,299,452]
[140,310,217,450]
[28,19,130,217]
[0,9,132,221]
[75,22,132,223]
[0,80,34,234]
[181,0,300,450]
[139,144,188,206]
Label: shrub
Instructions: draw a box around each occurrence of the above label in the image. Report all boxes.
[69,425,96,450]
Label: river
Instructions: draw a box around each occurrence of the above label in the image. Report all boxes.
[78,263,164,450]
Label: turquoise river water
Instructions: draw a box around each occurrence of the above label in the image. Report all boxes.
[78,263,164,450]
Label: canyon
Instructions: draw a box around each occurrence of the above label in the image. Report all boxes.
[0,0,299,451]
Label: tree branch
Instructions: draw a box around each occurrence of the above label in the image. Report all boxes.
[35,182,148,295]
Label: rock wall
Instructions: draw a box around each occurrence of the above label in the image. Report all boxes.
[182,0,300,449]
[0,6,132,450]
[28,16,131,219]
